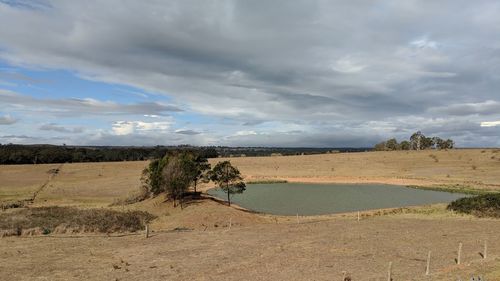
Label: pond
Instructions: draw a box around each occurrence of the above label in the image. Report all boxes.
[207,183,467,216]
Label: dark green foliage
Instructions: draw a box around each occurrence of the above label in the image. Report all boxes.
[140,150,211,207]
[447,193,500,218]
[385,138,399,151]
[0,207,156,234]
[141,158,168,195]
[191,154,211,193]
[435,138,454,149]
[0,144,219,165]
[209,161,246,206]
[162,152,194,207]
[400,140,410,150]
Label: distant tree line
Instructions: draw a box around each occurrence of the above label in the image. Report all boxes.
[0,144,218,164]
[141,150,245,207]
[374,131,454,151]
[215,147,369,157]
[0,144,375,164]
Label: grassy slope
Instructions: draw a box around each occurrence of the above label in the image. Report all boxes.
[211,149,500,192]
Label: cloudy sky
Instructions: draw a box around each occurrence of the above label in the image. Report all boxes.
[0,0,499,147]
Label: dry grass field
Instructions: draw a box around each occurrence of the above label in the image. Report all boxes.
[0,163,60,202]
[1,149,500,280]
[213,149,500,192]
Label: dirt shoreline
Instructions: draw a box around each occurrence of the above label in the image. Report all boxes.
[201,175,494,196]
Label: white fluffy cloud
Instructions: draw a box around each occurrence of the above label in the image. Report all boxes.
[112,120,172,135]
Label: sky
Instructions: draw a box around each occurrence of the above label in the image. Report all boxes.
[0,0,499,147]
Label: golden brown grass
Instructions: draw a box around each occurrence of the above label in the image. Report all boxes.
[0,163,60,202]
[1,149,500,280]
[1,214,499,280]
[211,149,500,192]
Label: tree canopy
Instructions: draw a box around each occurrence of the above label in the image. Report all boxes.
[209,161,246,206]
[140,150,213,207]
[374,132,454,151]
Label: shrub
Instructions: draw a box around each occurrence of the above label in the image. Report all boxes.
[0,207,156,234]
[447,193,500,218]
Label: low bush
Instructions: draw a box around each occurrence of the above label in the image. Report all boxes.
[0,207,156,235]
[447,193,500,218]
[0,200,25,210]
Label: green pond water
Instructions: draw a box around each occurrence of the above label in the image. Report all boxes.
[207,183,467,216]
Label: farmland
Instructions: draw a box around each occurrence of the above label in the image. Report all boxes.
[1,149,500,280]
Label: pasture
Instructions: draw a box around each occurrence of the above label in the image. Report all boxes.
[1,149,500,280]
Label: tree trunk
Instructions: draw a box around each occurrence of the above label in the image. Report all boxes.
[227,191,231,206]
[194,181,197,193]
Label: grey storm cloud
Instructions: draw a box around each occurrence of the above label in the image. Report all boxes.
[0,1,500,146]
[175,129,201,135]
[429,101,500,116]
[39,123,84,133]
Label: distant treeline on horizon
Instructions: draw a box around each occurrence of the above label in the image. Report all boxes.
[0,144,370,165]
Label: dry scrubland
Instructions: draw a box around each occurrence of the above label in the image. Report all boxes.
[1,149,500,280]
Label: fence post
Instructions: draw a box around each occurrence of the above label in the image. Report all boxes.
[145,224,149,238]
[229,218,232,230]
[357,211,360,222]
[387,261,392,281]
[296,213,299,224]
[425,251,431,275]
[457,242,462,265]
[484,240,487,259]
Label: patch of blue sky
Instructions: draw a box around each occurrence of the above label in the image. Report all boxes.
[0,61,174,104]
[0,0,51,10]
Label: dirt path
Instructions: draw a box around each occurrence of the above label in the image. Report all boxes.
[28,163,63,204]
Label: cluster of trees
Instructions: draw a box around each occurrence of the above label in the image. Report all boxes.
[0,144,218,164]
[374,131,454,151]
[141,150,245,207]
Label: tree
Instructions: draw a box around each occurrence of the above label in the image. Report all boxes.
[385,138,399,151]
[190,154,211,193]
[441,139,454,149]
[374,141,386,151]
[141,158,167,195]
[162,153,193,208]
[432,137,443,150]
[400,140,410,150]
[410,131,424,150]
[421,136,434,150]
[209,161,246,206]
